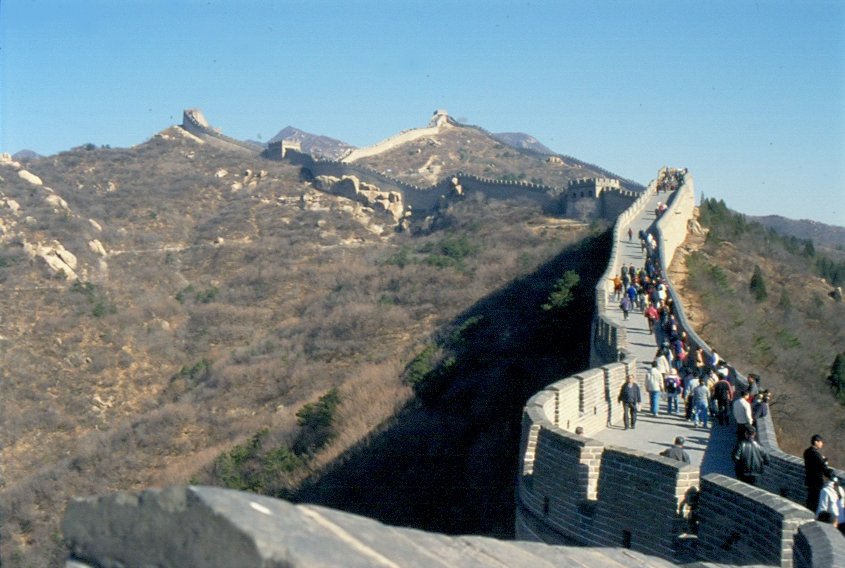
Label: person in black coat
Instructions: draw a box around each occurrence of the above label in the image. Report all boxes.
[733,426,769,486]
[804,434,829,512]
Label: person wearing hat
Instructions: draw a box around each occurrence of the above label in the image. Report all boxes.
[815,468,843,529]
[660,436,691,464]
[804,434,829,513]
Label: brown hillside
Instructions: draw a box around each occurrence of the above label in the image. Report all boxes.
[0,126,593,566]
[668,207,845,466]
[351,122,619,189]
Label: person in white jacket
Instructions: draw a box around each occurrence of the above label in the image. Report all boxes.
[816,468,844,530]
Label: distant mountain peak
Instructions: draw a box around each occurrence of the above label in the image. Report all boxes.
[492,132,555,155]
[268,126,355,160]
[12,149,43,162]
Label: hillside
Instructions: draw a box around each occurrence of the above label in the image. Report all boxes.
[349,120,640,190]
[749,214,845,253]
[0,124,596,566]
[668,199,845,465]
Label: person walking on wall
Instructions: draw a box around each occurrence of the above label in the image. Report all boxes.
[804,434,829,513]
[691,377,711,428]
[645,361,664,417]
[664,367,681,415]
[815,468,844,530]
[660,436,691,464]
[620,294,632,321]
[732,426,769,486]
[644,302,658,335]
[618,375,641,430]
[713,374,734,426]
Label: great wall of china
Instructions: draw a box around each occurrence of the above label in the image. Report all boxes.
[57,115,845,567]
[516,170,845,567]
[182,108,644,222]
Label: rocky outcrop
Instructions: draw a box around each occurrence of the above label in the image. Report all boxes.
[62,485,682,568]
[18,169,43,186]
[88,239,107,257]
[23,239,78,280]
[313,174,407,224]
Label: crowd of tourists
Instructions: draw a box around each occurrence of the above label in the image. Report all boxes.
[613,226,844,535]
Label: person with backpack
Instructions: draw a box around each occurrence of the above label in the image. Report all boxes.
[664,367,681,415]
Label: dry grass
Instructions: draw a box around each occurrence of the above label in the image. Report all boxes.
[0,130,591,565]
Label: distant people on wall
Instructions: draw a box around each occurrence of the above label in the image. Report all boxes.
[804,434,830,513]
[620,294,632,320]
[732,426,769,486]
[751,390,770,429]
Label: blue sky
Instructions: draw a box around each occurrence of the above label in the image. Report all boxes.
[2,1,843,226]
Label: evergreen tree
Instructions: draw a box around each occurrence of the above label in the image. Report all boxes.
[749,264,768,302]
[829,352,845,405]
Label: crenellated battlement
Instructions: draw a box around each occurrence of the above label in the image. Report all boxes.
[516,168,845,567]
[181,109,261,155]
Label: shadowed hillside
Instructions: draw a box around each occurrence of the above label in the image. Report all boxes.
[277,234,608,537]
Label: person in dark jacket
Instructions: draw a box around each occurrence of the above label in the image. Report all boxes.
[661,436,691,464]
[732,426,769,486]
[804,434,829,512]
[618,375,641,430]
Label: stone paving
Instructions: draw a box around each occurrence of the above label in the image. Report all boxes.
[594,190,735,476]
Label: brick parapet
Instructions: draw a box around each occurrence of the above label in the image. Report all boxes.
[590,447,699,559]
[793,522,845,568]
[696,474,815,567]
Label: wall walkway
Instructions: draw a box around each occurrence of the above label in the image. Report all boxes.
[516,169,845,567]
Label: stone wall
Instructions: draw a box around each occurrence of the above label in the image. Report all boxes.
[269,134,640,220]
[181,109,262,155]
[696,474,814,567]
[341,125,444,162]
[518,167,845,567]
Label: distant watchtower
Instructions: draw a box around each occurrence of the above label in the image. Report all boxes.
[429,109,450,127]
[566,177,621,199]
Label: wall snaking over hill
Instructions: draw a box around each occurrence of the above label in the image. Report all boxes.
[273,146,639,220]
[516,170,845,567]
[181,109,262,155]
